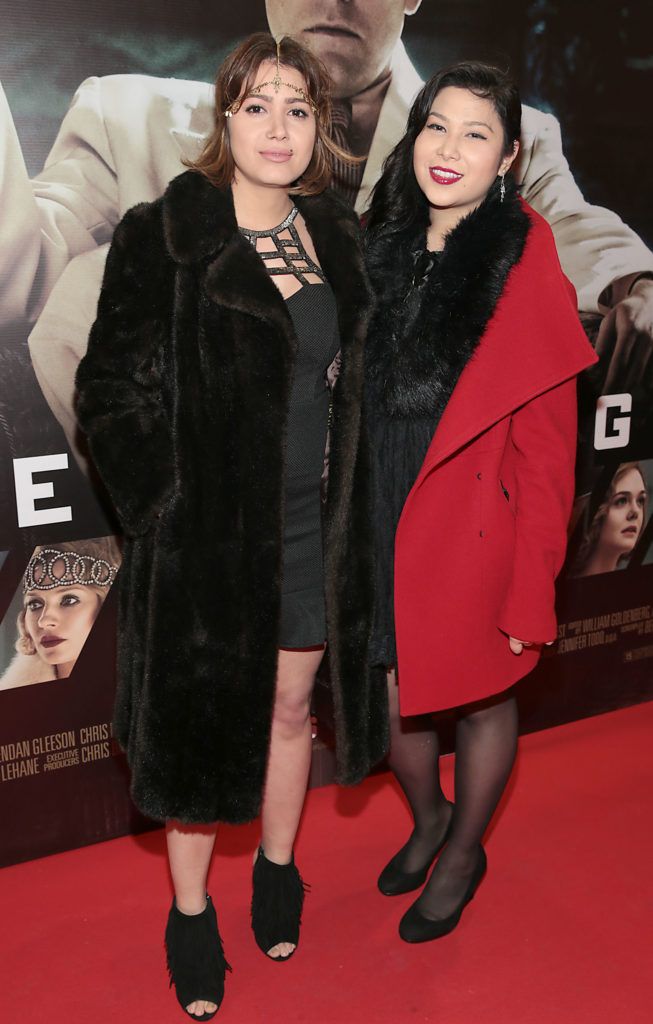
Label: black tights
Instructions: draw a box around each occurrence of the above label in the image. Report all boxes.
[386,672,518,919]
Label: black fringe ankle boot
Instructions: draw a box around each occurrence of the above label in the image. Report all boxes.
[165,895,231,1020]
[251,847,309,961]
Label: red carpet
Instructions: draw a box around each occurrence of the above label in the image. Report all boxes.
[1,703,652,1024]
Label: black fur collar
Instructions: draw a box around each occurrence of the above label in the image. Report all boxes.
[366,178,531,419]
[163,169,357,265]
[161,170,371,337]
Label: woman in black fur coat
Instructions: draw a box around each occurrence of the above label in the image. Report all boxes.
[75,34,387,1019]
[365,63,596,943]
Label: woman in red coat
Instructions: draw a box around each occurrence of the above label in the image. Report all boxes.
[364,62,597,942]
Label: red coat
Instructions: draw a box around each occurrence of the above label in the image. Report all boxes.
[394,205,598,715]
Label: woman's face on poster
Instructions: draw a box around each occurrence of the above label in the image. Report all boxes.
[227,62,317,192]
[412,86,517,219]
[598,468,647,557]
[23,585,101,675]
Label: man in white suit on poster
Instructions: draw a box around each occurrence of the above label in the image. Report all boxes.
[1,0,652,462]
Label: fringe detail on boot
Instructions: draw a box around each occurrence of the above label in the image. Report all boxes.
[164,895,231,1019]
[251,847,310,958]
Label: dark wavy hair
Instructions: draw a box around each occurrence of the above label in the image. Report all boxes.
[366,61,522,242]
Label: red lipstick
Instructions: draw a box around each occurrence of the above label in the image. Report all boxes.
[429,166,464,185]
[40,635,65,648]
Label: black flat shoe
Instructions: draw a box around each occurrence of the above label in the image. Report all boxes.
[378,801,454,896]
[165,895,231,1020]
[399,845,487,943]
[251,847,308,962]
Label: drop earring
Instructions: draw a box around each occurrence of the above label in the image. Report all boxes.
[499,172,506,203]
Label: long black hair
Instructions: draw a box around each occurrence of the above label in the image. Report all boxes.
[366,61,522,244]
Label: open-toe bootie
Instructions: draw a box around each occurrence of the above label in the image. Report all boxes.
[251,847,309,962]
[165,895,231,1020]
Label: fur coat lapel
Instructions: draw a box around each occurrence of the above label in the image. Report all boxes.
[365,179,531,423]
[162,170,372,342]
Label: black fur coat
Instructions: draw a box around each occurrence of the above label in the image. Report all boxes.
[75,171,389,824]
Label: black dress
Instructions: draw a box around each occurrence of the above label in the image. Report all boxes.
[240,208,340,648]
[367,249,443,668]
[281,284,340,646]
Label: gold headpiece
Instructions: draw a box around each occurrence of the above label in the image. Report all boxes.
[225,38,317,117]
[23,548,118,593]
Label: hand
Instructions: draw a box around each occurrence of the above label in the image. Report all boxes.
[508,636,531,655]
[595,278,653,395]
[508,636,555,655]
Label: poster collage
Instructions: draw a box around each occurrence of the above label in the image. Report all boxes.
[1,0,651,864]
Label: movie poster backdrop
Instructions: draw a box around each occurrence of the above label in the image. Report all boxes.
[1,1,652,865]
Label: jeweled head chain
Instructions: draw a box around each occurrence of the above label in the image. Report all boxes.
[224,38,318,117]
[23,548,119,593]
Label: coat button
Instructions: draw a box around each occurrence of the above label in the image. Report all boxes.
[476,472,482,480]
[479,530,485,537]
